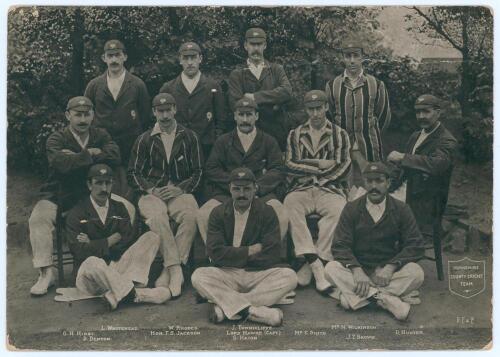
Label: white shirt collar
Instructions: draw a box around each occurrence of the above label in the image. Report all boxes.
[343,69,364,82]
[181,71,201,93]
[69,127,89,149]
[151,122,177,136]
[247,58,265,69]
[366,196,386,210]
[107,69,126,82]
[90,196,109,224]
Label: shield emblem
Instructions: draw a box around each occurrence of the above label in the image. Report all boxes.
[448,257,486,298]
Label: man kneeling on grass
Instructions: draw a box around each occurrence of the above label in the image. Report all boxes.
[325,162,425,321]
[191,167,297,326]
[67,164,171,310]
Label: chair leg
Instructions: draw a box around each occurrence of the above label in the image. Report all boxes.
[433,223,444,281]
[55,211,65,286]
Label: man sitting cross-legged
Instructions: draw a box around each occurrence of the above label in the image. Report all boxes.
[191,168,297,326]
[67,164,171,310]
[325,162,425,321]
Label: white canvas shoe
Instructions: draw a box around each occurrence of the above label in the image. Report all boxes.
[309,259,332,293]
[376,293,411,321]
[30,267,56,296]
[248,306,283,327]
[168,264,184,297]
[296,263,312,286]
[134,287,171,304]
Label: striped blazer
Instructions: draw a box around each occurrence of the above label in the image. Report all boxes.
[285,120,351,194]
[127,123,203,195]
[325,72,391,162]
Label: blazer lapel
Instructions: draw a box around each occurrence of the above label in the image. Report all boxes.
[415,124,443,154]
[175,75,191,97]
[224,202,235,246]
[240,203,258,246]
[231,130,246,156]
[190,73,207,97]
[258,62,271,82]
[84,197,105,230]
[169,125,185,160]
[406,132,420,154]
[115,71,133,102]
[244,129,262,157]
[299,131,315,157]
[63,127,86,152]
[151,131,169,162]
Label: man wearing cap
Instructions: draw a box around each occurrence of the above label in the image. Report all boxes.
[284,90,351,295]
[228,27,293,150]
[159,41,226,160]
[192,167,297,326]
[387,94,457,243]
[67,164,171,310]
[325,39,391,190]
[325,162,425,321]
[85,39,151,198]
[197,97,288,243]
[128,92,202,298]
[28,96,128,296]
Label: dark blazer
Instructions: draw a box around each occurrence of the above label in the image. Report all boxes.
[400,123,457,232]
[206,198,282,270]
[85,71,151,163]
[228,61,292,150]
[332,194,424,270]
[159,73,226,147]
[128,123,203,195]
[205,129,286,201]
[40,127,121,210]
[65,196,134,271]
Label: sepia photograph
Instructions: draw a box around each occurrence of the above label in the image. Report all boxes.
[4,3,494,351]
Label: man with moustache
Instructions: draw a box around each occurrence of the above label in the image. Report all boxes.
[67,164,171,310]
[29,96,131,296]
[284,90,351,295]
[128,93,201,298]
[325,40,391,190]
[192,168,297,327]
[85,39,151,197]
[197,97,288,243]
[159,41,226,160]
[228,27,293,150]
[387,95,457,279]
[325,162,425,321]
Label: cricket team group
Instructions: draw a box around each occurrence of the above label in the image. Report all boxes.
[27,27,458,326]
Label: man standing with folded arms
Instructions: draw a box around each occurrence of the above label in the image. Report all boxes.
[85,39,151,198]
[128,93,201,298]
[228,27,292,150]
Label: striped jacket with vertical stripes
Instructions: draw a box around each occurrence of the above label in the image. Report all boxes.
[325,72,391,162]
[285,120,351,194]
[127,123,203,195]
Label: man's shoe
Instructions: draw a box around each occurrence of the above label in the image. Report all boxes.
[208,304,225,324]
[168,264,184,298]
[296,263,312,287]
[309,259,332,293]
[134,287,171,304]
[375,293,411,321]
[339,292,350,310]
[248,306,283,327]
[103,291,118,311]
[154,268,170,288]
[30,267,56,296]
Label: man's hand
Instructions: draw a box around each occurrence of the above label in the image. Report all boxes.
[61,149,77,155]
[317,159,336,170]
[163,185,184,200]
[351,267,372,298]
[372,264,397,287]
[87,148,103,156]
[76,233,90,244]
[243,93,255,101]
[107,233,122,247]
[248,243,263,256]
[387,151,405,163]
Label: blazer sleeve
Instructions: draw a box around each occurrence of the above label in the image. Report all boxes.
[400,134,457,176]
[332,204,362,268]
[388,204,425,266]
[177,131,203,193]
[253,64,293,106]
[374,79,391,131]
[127,133,155,193]
[46,131,93,174]
[84,80,96,104]
[212,80,227,133]
[325,80,336,122]
[66,208,109,261]
[246,205,281,268]
[92,129,122,166]
[228,69,244,112]
[206,208,249,268]
[204,137,230,192]
[137,79,152,131]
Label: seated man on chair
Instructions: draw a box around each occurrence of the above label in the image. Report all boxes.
[67,164,171,310]
[325,162,425,321]
[191,168,297,326]
[128,92,202,298]
[284,90,351,295]
[198,97,288,243]
[28,96,134,296]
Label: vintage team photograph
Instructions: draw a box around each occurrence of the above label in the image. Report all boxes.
[5,4,493,351]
